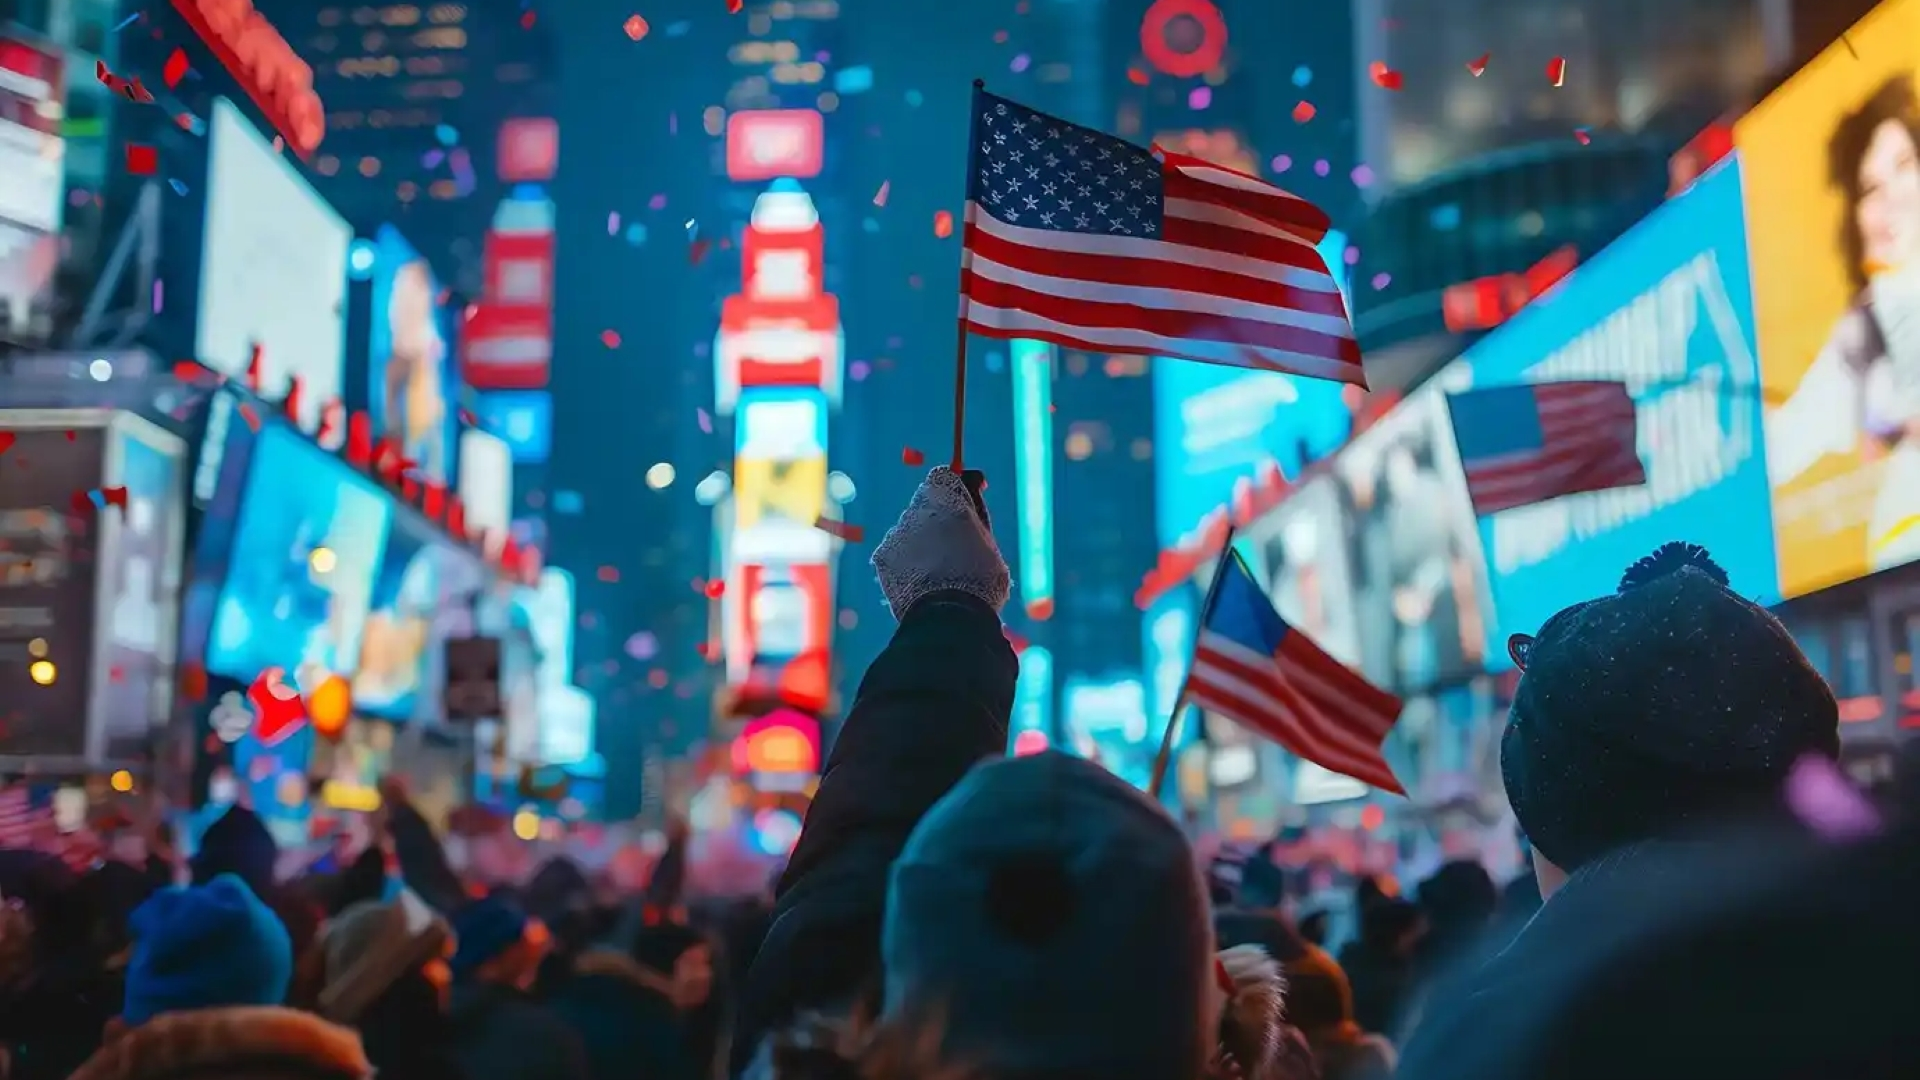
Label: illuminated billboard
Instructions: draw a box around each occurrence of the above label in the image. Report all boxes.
[716,184,844,412]
[1011,645,1053,755]
[725,109,825,181]
[1011,341,1055,619]
[731,389,831,564]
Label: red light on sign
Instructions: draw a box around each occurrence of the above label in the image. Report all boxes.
[171,0,324,157]
[726,110,825,182]
[1140,0,1227,79]
[498,117,559,182]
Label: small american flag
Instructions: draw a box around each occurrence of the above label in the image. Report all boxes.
[960,87,1364,386]
[0,785,54,849]
[1447,380,1645,516]
[1186,550,1404,794]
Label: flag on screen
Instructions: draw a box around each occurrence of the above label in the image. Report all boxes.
[1185,550,1404,794]
[1447,380,1645,517]
[959,87,1365,387]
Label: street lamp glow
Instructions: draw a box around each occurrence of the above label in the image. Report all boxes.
[646,462,677,490]
[28,660,56,686]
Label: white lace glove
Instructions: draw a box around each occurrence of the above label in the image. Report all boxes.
[872,467,1012,618]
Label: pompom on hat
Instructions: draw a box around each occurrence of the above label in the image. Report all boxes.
[1501,542,1839,872]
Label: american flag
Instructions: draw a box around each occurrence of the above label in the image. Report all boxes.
[1186,550,1404,794]
[0,785,54,850]
[960,87,1364,386]
[1446,380,1645,517]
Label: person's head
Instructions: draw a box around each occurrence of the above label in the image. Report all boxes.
[1418,859,1499,934]
[1831,75,1920,289]
[1502,543,1839,896]
[122,874,294,1026]
[317,890,453,1026]
[451,895,549,990]
[1358,897,1425,958]
[1281,945,1359,1037]
[882,751,1215,1080]
[630,922,713,1010]
[191,805,279,897]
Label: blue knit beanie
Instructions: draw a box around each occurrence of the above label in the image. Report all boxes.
[451,895,529,977]
[124,874,294,1025]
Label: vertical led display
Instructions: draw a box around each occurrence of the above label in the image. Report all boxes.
[1010,340,1055,619]
[1011,645,1053,755]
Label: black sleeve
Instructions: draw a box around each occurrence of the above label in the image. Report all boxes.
[388,798,468,913]
[730,590,1016,1070]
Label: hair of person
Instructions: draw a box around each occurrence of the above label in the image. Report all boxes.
[1828,74,1920,293]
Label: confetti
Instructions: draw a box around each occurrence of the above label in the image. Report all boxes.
[623,14,649,40]
[1785,753,1879,841]
[1367,61,1403,90]
[704,580,726,599]
[933,210,954,238]
[1126,67,1149,86]
[1291,101,1317,124]
[901,447,925,466]
[597,565,620,582]
[247,668,307,744]
[600,329,622,348]
[125,77,154,104]
[727,0,743,11]
[520,10,536,29]
[237,403,261,432]
[1467,53,1490,77]
[0,433,12,457]
[873,180,890,207]
[1573,127,1591,145]
[696,408,713,433]
[689,238,712,264]
[125,143,157,175]
[99,486,129,515]
[814,517,864,543]
[70,491,94,515]
[162,47,189,88]
[1546,56,1566,87]
[179,661,208,703]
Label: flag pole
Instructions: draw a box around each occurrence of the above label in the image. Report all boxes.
[952,78,986,472]
[1148,526,1237,799]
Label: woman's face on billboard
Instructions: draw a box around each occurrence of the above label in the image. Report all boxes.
[1857,118,1920,271]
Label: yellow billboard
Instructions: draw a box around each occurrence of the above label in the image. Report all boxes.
[1739,0,1920,597]
[734,456,828,533]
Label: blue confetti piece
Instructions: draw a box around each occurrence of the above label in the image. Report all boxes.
[434,124,458,147]
[624,223,648,246]
[834,65,873,95]
[167,178,188,196]
[552,490,585,515]
[1292,66,1313,88]
[862,217,880,233]
[905,89,924,107]
[111,12,140,32]
[666,20,691,36]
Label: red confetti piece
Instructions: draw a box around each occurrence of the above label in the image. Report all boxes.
[1573,128,1592,145]
[162,47,189,89]
[125,143,157,175]
[237,403,261,431]
[127,77,154,104]
[704,580,726,599]
[689,238,712,264]
[623,14,649,40]
[873,180,890,207]
[64,431,75,441]
[1292,101,1317,124]
[1368,61,1403,90]
[0,433,13,457]
[247,667,308,744]
[1546,56,1566,87]
[1126,67,1149,86]
[457,408,478,427]
[814,517,865,543]
[1467,53,1490,77]
[728,0,744,12]
[600,329,622,348]
[100,486,129,515]
[179,661,208,703]
[933,210,954,239]
[597,565,620,583]
[520,10,536,28]
[901,447,925,466]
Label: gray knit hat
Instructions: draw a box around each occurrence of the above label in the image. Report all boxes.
[317,889,451,1022]
[881,751,1214,1080]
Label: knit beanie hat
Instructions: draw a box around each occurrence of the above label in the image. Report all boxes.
[123,874,294,1025]
[1501,542,1840,873]
[191,805,279,896]
[318,889,452,1022]
[450,895,529,978]
[882,751,1214,1080]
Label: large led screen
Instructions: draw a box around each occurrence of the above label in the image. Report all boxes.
[1737,0,1920,598]
[354,524,441,719]
[207,425,389,686]
[198,98,350,433]
[1459,159,1771,659]
[369,225,457,483]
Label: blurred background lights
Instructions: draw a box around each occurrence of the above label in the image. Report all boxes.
[694,470,732,505]
[512,807,541,841]
[110,770,135,793]
[826,471,857,502]
[29,660,56,686]
[645,462,677,490]
[88,358,112,381]
[308,546,337,575]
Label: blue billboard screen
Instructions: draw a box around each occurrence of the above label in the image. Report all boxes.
[353,524,442,719]
[369,225,458,483]
[1459,159,1772,664]
[473,391,553,464]
[206,426,391,684]
[1151,360,1351,550]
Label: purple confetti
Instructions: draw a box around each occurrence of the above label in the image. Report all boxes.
[850,360,871,382]
[668,112,678,136]
[1313,159,1331,177]
[151,279,163,314]
[1188,86,1212,110]
[696,407,712,434]
[1344,247,1361,266]
[1272,154,1293,173]
[1370,272,1391,290]
[1786,753,1881,841]
[607,211,621,234]
[422,148,445,169]
[1010,53,1030,73]
[649,193,668,210]
[1351,164,1376,187]
[625,632,659,661]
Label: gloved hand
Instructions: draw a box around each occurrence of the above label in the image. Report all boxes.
[873,467,1011,618]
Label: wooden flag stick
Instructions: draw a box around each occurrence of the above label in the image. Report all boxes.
[1147,527,1238,799]
[950,320,970,471]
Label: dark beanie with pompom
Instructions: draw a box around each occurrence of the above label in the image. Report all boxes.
[1501,542,1839,873]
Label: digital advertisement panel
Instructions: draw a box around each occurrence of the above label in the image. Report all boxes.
[458,428,513,554]
[199,98,350,432]
[369,225,457,484]
[1332,386,1494,694]
[1462,160,1771,653]
[725,109,825,182]
[1239,476,1362,666]
[1141,587,1195,752]
[1011,340,1055,617]
[1151,360,1351,549]
[0,36,65,336]
[354,525,439,719]
[208,426,390,687]
[97,418,189,755]
[0,421,104,758]
[732,389,831,564]
[1012,645,1054,755]
[472,391,552,464]
[1737,0,1920,598]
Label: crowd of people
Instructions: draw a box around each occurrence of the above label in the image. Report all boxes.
[6,467,1920,1080]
